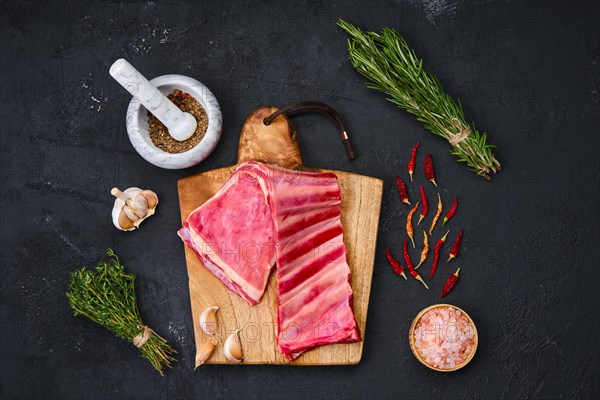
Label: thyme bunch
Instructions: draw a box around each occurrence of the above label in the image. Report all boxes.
[338,20,500,179]
[66,249,176,376]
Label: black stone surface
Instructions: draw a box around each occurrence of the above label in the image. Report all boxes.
[1,1,599,399]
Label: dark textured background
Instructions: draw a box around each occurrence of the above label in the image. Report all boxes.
[1,0,599,399]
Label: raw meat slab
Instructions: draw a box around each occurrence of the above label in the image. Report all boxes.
[178,163,276,305]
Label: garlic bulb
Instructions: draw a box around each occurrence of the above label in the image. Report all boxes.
[111,187,158,231]
[199,306,219,336]
[223,329,243,363]
[194,338,217,369]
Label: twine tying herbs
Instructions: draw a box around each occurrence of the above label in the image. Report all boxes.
[133,325,154,348]
[448,119,472,147]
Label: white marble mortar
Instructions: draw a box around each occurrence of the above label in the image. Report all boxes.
[125,74,222,169]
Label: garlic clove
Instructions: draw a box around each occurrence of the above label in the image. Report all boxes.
[111,187,158,231]
[140,190,158,210]
[199,306,219,336]
[223,329,243,363]
[130,195,149,219]
[117,210,135,230]
[123,205,141,222]
[194,338,217,369]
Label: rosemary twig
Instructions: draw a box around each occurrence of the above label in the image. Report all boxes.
[66,249,176,376]
[338,20,500,179]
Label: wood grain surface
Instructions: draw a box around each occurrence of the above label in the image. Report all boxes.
[178,106,383,364]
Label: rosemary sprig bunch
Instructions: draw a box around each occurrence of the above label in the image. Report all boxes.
[67,249,176,376]
[338,20,500,179]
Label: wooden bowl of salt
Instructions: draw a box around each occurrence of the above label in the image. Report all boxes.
[409,304,478,372]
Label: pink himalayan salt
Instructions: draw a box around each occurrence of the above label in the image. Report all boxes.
[414,306,475,370]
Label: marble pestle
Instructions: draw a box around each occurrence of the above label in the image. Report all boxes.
[109,58,197,141]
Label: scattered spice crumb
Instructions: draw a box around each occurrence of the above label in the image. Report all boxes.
[148,89,208,153]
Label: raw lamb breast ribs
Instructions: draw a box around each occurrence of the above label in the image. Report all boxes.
[267,162,362,359]
[178,162,276,305]
[178,160,361,360]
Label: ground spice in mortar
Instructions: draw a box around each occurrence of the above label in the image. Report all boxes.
[148,89,208,153]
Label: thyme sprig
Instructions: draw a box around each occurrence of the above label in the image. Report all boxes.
[338,20,500,179]
[66,249,176,376]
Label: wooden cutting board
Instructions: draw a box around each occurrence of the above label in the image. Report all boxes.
[178,106,383,365]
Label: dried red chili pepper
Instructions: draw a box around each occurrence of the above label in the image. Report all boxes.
[416,230,429,269]
[417,185,428,225]
[395,176,411,205]
[424,153,437,187]
[408,141,420,182]
[429,192,442,235]
[385,249,407,280]
[448,229,463,262]
[429,230,449,280]
[441,267,461,298]
[403,239,429,289]
[406,201,419,248]
[442,197,458,226]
